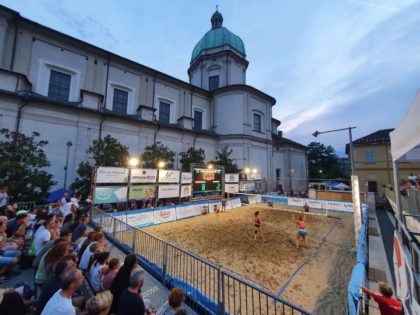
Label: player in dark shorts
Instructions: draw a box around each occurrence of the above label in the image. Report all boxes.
[253,211,264,241]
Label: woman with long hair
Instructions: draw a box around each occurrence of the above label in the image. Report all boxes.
[110,254,138,312]
[89,251,110,293]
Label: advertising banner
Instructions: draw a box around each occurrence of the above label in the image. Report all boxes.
[180,185,192,198]
[231,198,242,208]
[128,185,156,199]
[96,167,129,183]
[208,201,222,213]
[225,184,239,193]
[158,170,180,183]
[239,181,256,192]
[248,195,258,205]
[181,172,192,184]
[94,186,128,204]
[158,185,180,198]
[125,210,155,227]
[176,203,204,220]
[130,169,157,183]
[153,207,176,224]
[225,173,239,183]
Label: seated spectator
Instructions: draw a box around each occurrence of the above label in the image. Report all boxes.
[0,186,9,213]
[86,290,113,315]
[80,232,105,270]
[35,240,69,292]
[71,216,89,243]
[89,251,110,293]
[41,267,84,315]
[4,203,18,220]
[157,288,186,315]
[60,213,74,235]
[102,258,121,290]
[33,234,70,272]
[110,253,138,312]
[0,217,21,281]
[33,216,56,256]
[361,282,402,315]
[0,288,27,315]
[35,254,77,315]
[6,210,29,246]
[116,269,149,315]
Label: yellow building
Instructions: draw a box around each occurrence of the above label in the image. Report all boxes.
[347,129,420,197]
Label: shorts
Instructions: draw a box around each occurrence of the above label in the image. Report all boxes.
[297,230,307,237]
[254,224,260,229]
[0,250,20,266]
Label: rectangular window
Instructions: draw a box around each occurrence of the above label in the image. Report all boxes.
[209,75,219,91]
[276,168,281,179]
[48,70,71,101]
[194,110,203,130]
[364,150,375,164]
[159,102,170,124]
[112,88,128,115]
[367,181,378,193]
[253,113,261,132]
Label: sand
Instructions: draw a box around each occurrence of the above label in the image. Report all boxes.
[142,204,356,314]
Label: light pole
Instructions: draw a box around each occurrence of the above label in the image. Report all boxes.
[63,141,73,189]
[312,127,356,175]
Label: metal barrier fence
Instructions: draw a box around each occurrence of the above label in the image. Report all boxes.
[91,207,311,315]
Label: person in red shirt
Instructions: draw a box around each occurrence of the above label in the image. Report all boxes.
[361,282,403,315]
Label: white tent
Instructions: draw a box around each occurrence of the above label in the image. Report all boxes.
[333,182,350,190]
[390,89,420,163]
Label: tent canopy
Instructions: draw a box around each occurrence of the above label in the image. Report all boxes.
[390,89,420,162]
[46,188,73,202]
[333,182,350,190]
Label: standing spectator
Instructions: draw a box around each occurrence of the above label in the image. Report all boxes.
[157,288,186,315]
[102,258,121,291]
[41,268,84,315]
[116,269,148,315]
[61,198,74,220]
[110,254,138,312]
[60,193,69,207]
[361,282,403,315]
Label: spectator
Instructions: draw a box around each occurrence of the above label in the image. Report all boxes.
[116,269,148,315]
[0,288,26,315]
[41,267,84,315]
[61,198,74,220]
[4,203,18,220]
[102,258,121,290]
[86,290,113,315]
[303,202,310,213]
[33,235,69,272]
[89,251,110,293]
[110,253,138,312]
[0,186,9,212]
[361,282,403,315]
[157,288,186,315]
[33,217,55,256]
[35,240,69,292]
[35,254,77,315]
[79,232,104,270]
[60,213,74,235]
[6,210,28,247]
[0,217,21,281]
[71,216,89,243]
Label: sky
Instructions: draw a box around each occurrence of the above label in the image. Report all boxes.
[2,0,420,156]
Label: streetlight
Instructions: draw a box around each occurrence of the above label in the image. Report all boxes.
[245,168,251,174]
[128,157,139,168]
[252,168,257,174]
[158,161,166,169]
[63,141,73,189]
[312,127,356,175]
[208,164,213,169]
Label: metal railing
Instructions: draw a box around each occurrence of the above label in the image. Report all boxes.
[91,207,311,315]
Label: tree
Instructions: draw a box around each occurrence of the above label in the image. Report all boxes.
[179,147,205,171]
[307,142,344,180]
[71,135,130,197]
[0,128,55,203]
[141,142,175,169]
[214,145,240,173]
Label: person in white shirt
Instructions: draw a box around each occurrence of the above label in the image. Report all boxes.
[61,199,74,219]
[41,267,83,315]
[89,251,110,293]
[34,217,54,255]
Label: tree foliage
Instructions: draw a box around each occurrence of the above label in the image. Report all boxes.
[140,142,175,169]
[71,135,130,197]
[307,142,345,180]
[179,147,205,171]
[0,128,55,203]
[214,145,240,173]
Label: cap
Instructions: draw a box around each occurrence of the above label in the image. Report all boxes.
[16,210,29,217]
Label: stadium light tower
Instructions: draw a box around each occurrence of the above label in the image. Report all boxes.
[312,127,356,175]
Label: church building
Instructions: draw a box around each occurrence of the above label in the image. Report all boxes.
[0,5,308,193]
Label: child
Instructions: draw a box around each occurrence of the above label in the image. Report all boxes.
[253,211,264,241]
[292,214,308,249]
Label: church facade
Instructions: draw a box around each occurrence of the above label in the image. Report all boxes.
[0,6,308,193]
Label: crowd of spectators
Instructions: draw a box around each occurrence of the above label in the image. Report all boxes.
[0,187,188,315]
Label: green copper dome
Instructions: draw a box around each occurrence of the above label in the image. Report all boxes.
[191,11,246,62]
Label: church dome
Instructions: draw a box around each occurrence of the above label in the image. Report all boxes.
[191,10,246,63]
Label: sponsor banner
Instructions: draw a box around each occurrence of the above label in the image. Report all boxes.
[154,207,176,224]
[94,186,128,204]
[130,169,157,183]
[249,174,262,180]
[176,203,204,220]
[158,170,180,183]
[158,185,180,198]
[231,198,242,208]
[225,184,239,193]
[96,167,128,183]
[181,172,192,184]
[239,181,256,192]
[393,232,420,313]
[288,198,306,207]
[225,173,239,183]
[128,185,156,199]
[249,195,258,205]
[180,185,192,198]
[126,210,155,227]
